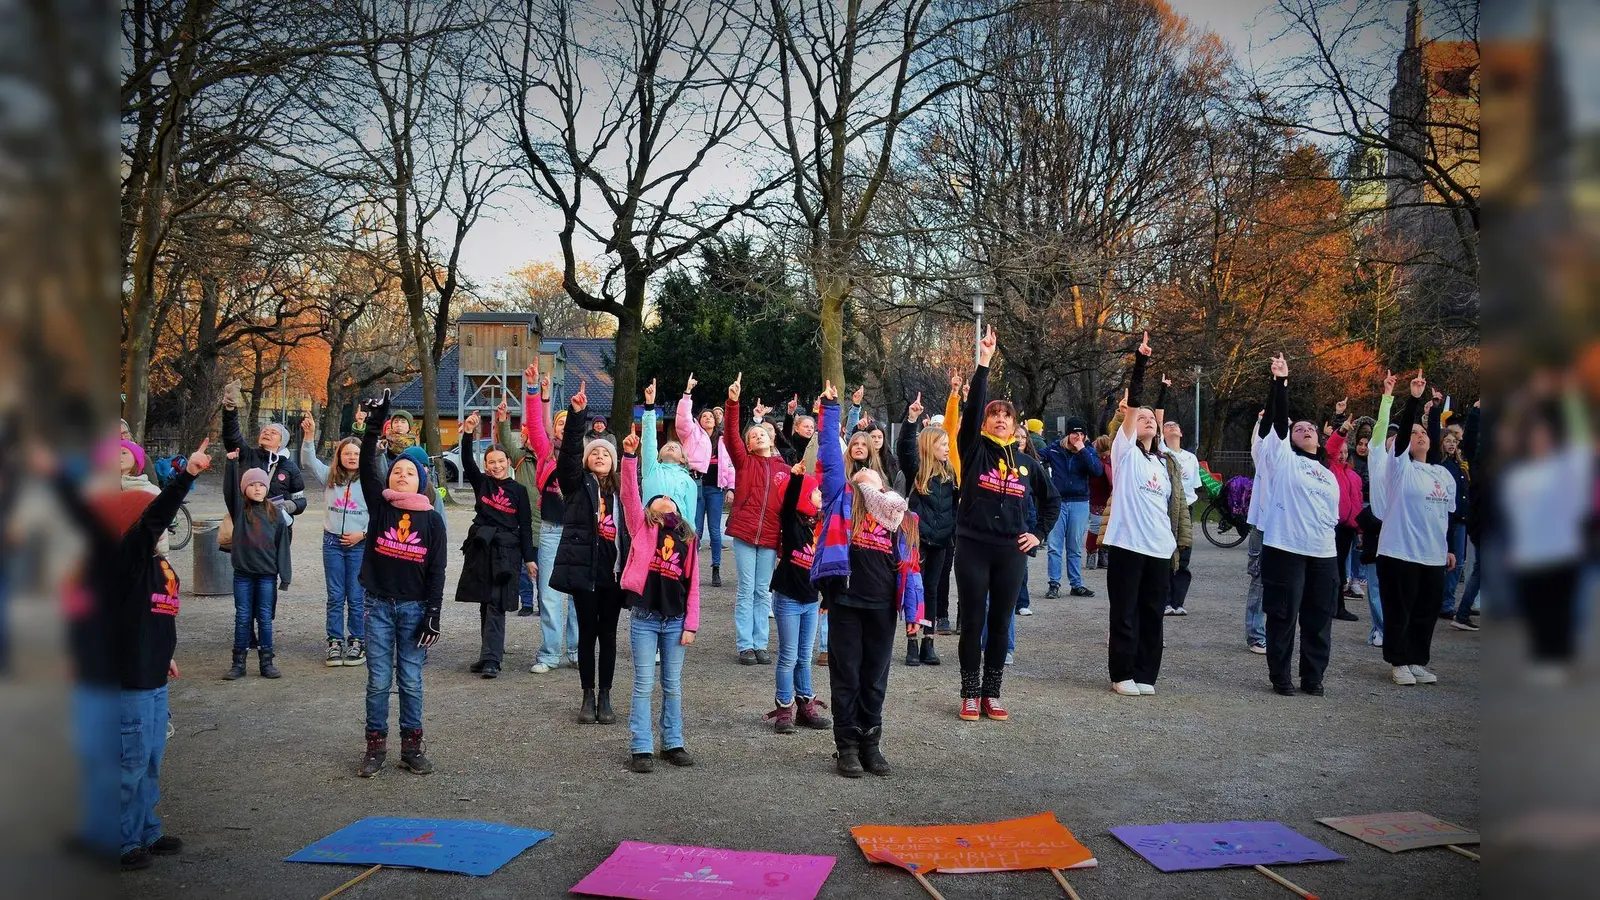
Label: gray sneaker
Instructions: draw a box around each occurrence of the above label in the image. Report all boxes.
[325,639,344,667]
[343,638,365,666]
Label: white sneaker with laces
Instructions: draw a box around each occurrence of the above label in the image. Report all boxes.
[1409,665,1438,684]
[1248,643,1266,655]
[1111,680,1141,696]
[1392,665,1417,685]
[1174,607,1187,616]
[1135,683,1155,695]
[529,662,552,674]
[1017,607,1033,617]
[1370,633,1384,647]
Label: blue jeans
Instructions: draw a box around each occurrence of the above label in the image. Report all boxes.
[1440,523,1466,616]
[365,597,426,733]
[818,607,829,652]
[1047,500,1091,588]
[628,612,686,755]
[232,573,277,651]
[322,533,366,641]
[1361,556,1385,642]
[119,686,168,855]
[1245,527,1266,646]
[773,593,819,704]
[77,685,120,853]
[537,524,579,666]
[696,483,725,567]
[518,567,535,611]
[732,538,776,652]
[1016,576,1031,610]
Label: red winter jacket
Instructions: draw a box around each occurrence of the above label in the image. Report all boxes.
[723,396,791,549]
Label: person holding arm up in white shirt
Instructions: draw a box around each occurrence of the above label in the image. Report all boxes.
[1251,355,1341,696]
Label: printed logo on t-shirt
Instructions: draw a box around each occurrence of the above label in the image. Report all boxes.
[484,484,517,515]
[150,558,180,617]
[851,513,894,554]
[790,532,817,570]
[650,533,687,580]
[376,513,428,564]
[1427,477,1450,503]
[977,458,1026,498]
[332,486,361,512]
[598,495,617,542]
[1141,470,1166,497]
[1299,461,1333,486]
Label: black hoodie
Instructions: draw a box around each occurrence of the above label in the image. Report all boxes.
[955,365,1060,545]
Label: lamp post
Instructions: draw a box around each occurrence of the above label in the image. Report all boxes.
[1192,365,1202,450]
[969,290,986,367]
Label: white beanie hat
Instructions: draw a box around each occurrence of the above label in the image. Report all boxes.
[583,436,618,473]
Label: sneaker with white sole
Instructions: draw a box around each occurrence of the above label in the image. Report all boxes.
[343,638,365,666]
[1135,683,1155,695]
[1369,633,1384,647]
[1409,665,1438,684]
[1173,607,1187,616]
[1449,619,1479,632]
[1111,680,1141,696]
[325,639,344,667]
[1016,607,1033,617]
[1004,651,1014,666]
[1248,643,1267,655]
[1162,606,1176,616]
[529,662,552,674]
[1392,665,1417,685]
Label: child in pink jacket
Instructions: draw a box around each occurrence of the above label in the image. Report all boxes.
[619,433,702,774]
[1325,424,1365,618]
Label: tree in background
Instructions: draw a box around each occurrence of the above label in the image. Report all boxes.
[488,260,614,338]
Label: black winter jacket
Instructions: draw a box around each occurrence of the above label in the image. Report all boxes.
[896,420,957,546]
[550,405,630,595]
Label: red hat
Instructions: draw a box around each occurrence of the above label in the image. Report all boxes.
[797,473,823,517]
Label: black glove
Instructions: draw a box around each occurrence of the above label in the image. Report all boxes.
[361,389,391,421]
[417,605,441,648]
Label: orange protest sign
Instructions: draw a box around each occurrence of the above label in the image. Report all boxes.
[851,812,1097,874]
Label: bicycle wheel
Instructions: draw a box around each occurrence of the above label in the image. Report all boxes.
[168,504,193,552]
[1201,502,1246,549]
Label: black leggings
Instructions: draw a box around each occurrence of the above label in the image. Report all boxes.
[827,603,897,740]
[955,536,1027,676]
[1376,557,1445,667]
[1334,524,1357,595]
[1260,547,1337,688]
[921,542,954,625]
[1518,565,1579,662]
[572,584,625,691]
[1106,546,1171,684]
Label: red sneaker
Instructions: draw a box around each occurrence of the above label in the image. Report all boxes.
[959,697,981,721]
[982,697,1010,721]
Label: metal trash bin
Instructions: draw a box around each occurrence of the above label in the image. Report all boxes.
[190,519,233,596]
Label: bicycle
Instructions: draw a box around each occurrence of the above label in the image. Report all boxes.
[1199,500,1247,549]
[167,501,194,552]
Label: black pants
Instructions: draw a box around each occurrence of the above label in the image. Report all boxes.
[478,602,506,665]
[955,536,1027,678]
[827,603,896,739]
[1518,565,1579,661]
[1106,546,1170,684]
[1260,546,1338,688]
[922,542,953,621]
[572,584,625,691]
[1334,525,1357,596]
[1167,545,1193,610]
[1376,557,1445,667]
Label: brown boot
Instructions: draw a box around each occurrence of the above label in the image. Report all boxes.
[399,728,432,774]
[358,731,386,777]
[764,701,797,734]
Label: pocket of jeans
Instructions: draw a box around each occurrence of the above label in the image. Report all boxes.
[119,719,144,771]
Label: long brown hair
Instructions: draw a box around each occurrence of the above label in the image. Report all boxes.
[913,427,954,495]
[327,438,361,488]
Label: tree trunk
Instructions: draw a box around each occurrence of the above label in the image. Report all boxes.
[610,273,647,430]
[247,347,269,435]
[818,273,848,391]
[177,272,223,451]
[320,318,349,451]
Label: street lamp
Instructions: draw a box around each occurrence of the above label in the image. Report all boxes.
[1192,365,1202,450]
[969,290,986,367]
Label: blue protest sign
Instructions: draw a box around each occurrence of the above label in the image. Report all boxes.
[285,817,553,877]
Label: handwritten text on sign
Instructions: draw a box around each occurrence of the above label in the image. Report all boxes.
[851,812,1096,874]
[570,840,836,900]
[284,817,553,877]
[1317,812,1480,853]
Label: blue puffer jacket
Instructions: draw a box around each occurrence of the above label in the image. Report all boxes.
[1038,442,1105,503]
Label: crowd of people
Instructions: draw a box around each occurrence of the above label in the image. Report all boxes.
[92,329,1514,873]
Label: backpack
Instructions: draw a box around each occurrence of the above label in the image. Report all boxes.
[1222,475,1253,523]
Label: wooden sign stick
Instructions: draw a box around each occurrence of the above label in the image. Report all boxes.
[319,864,382,900]
[1254,864,1320,900]
[910,869,947,900]
[1447,844,1480,861]
[1050,867,1084,899]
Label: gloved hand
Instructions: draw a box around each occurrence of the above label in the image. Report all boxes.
[417,605,441,648]
[361,389,391,420]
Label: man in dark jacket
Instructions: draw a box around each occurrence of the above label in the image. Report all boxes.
[1038,417,1104,598]
[220,386,307,590]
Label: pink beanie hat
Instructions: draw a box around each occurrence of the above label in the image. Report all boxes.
[240,468,270,491]
[119,440,147,475]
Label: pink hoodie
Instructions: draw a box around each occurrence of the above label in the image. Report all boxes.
[619,455,701,632]
[1324,431,1364,528]
[677,394,736,490]
[522,388,558,493]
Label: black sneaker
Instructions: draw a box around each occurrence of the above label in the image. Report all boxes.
[629,753,655,773]
[738,650,757,666]
[325,638,344,667]
[517,606,535,617]
[662,747,696,767]
[481,663,500,679]
[145,835,182,856]
[343,638,365,666]
[469,660,486,673]
[1334,609,1359,621]
[1069,586,1095,597]
[120,848,152,871]
[754,649,771,665]
[1044,582,1061,599]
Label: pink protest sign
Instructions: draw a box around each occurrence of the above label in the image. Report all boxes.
[1317,812,1480,853]
[571,841,836,900]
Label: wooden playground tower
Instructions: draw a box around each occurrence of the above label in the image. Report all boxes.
[456,312,545,437]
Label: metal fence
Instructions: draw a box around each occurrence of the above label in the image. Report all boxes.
[1201,450,1255,480]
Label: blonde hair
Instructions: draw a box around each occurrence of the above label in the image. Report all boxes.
[899,511,920,557]
[914,428,954,495]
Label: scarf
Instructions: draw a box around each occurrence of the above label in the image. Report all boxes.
[383,488,435,511]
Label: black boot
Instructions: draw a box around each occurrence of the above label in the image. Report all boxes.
[920,636,941,665]
[258,649,281,679]
[399,728,433,774]
[711,565,722,587]
[859,726,891,776]
[904,638,921,667]
[1334,601,1359,622]
[595,689,616,724]
[578,689,597,723]
[833,728,864,778]
[358,730,386,778]
[225,650,247,681]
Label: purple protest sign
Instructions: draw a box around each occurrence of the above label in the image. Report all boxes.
[1109,821,1344,873]
[571,841,836,900]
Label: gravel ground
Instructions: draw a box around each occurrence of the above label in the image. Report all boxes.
[118,477,1479,899]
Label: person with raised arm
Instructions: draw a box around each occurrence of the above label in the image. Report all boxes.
[723,373,792,665]
[492,370,543,619]
[455,411,538,680]
[1250,354,1341,696]
[953,326,1060,720]
[219,379,306,590]
[1324,407,1366,623]
[301,415,369,667]
[682,373,732,587]
[897,391,956,665]
[1039,415,1104,600]
[355,390,448,778]
[639,378,700,531]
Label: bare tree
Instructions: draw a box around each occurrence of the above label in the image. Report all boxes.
[492,0,785,427]
[485,259,616,338]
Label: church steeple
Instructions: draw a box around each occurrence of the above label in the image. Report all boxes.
[1404,0,1423,51]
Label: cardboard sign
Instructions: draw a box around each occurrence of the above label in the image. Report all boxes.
[1317,811,1480,853]
[1110,821,1343,873]
[850,812,1097,874]
[570,841,836,899]
[284,817,553,877]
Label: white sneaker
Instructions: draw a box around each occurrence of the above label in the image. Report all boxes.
[1248,643,1266,655]
[529,662,551,674]
[1111,680,1141,696]
[1370,634,1384,647]
[1392,665,1417,685]
[1135,683,1156,695]
[1005,651,1014,666]
[1017,607,1033,616]
[1174,607,1187,616]
[1409,665,1438,684]
[1162,606,1176,616]
[1449,619,1480,632]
